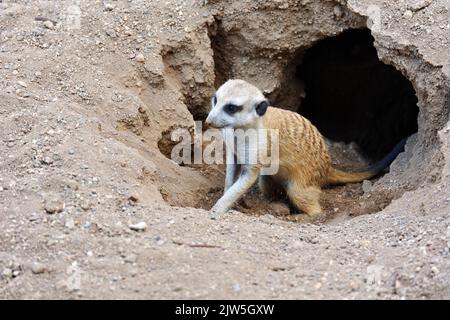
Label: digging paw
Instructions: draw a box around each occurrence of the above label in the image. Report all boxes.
[209,207,226,220]
[308,212,328,224]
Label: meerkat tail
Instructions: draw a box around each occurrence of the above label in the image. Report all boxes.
[326,137,408,185]
[326,168,375,185]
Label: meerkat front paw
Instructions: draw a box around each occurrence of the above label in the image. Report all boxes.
[209,205,227,220]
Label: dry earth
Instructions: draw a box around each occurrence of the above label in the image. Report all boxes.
[0,0,449,299]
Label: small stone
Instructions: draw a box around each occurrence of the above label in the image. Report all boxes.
[17,80,27,88]
[407,0,433,12]
[31,262,47,274]
[65,218,75,229]
[42,156,54,165]
[2,268,13,278]
[44,195,65,214]
[333,5,344,18]
[135,53,145,63]
[105,29,117,38]
[431,266,439,275]
[124,254,137,264]
[232,284,241,293]
[43,20,55,30]
[129,221,147,231]
[404,10,413,19]
[128,194,139,203]
[362,180,373,193]
[80,199,91,211]
[104,3,115,11]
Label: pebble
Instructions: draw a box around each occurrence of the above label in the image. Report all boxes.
[404,10,413,19]
[44,195,65,214]
[362,180,373,193]
[65,217,75,229]
[135,53,145,63]
[105,29,117,38]
[43,20,55,30]
[129,221,147,231]
[42,156,54,165]
[124,254,138,264]
[407,0,432,12]
[333,5,344,18]
[2,268,13,278]
[232,284,241,293]
[17,80,27,88]
[80,199,91,211]
[31,262,47,274]
[104,3,115,11]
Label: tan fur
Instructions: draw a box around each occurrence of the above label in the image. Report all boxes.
[262,107,375,215]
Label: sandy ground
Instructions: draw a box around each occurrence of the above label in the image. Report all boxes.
[0,0,449,299]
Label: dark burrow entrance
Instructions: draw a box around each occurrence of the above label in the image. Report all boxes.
[260,28,420,221]
[295,29,419,162]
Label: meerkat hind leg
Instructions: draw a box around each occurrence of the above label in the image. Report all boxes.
[210,166,260,219]
[286,181,322,216]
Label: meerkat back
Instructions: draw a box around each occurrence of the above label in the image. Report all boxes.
[263,107,331,187]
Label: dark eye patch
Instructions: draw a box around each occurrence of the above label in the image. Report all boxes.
[224,104,242,115]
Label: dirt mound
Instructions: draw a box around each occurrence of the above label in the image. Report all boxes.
[0,0,449,299]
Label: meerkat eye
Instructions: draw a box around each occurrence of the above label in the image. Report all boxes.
[224,104,242,115]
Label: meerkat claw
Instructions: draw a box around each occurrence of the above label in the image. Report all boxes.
[209,210,221,220]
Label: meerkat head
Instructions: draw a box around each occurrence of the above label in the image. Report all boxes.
[205,79,269,129]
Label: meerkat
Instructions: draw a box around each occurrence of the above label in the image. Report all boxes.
[205,79,406,220]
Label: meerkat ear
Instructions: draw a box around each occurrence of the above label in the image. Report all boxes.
[255,100,269,116]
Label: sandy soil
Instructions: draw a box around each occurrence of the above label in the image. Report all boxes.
[0,0,449,299]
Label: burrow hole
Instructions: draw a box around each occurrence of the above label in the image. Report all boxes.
[270,28,419,220]
[282,29,419,162]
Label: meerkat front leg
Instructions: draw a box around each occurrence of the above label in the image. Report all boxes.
[223,128,237,191]
[224,154,238,191]
[210,166,260,219]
